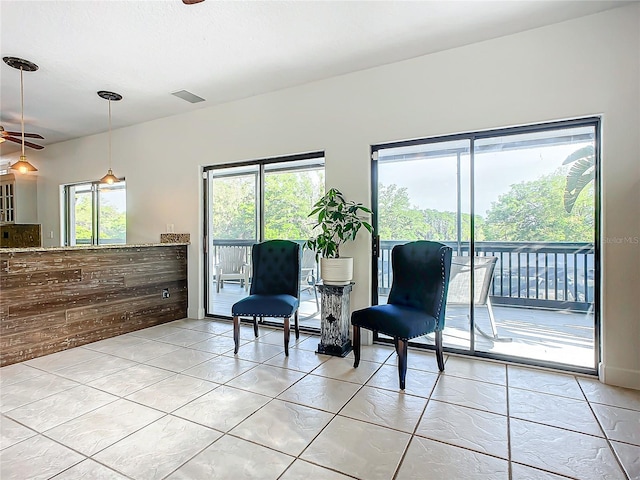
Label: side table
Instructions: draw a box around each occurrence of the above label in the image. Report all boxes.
[316,282,354,357]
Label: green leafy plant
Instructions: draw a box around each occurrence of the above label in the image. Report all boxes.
[304,188,373,258]
[563,145,594,213]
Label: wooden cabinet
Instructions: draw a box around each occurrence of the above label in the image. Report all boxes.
[0,173,37,224]
[0,177,15,222]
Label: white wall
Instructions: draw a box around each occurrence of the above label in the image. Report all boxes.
[29,5,640,389]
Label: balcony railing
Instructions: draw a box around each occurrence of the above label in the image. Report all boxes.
[379,240,594,312]
[212,240,594,312]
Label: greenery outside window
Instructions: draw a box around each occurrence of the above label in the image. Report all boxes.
[63,181,126,246]
[204,152,325,323]
[372,118,599,373]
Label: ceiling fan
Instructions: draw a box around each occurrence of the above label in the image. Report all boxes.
[182,0,204,4]
[2,56,45,157]
[0,126,44,150]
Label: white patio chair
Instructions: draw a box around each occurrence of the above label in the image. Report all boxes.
[447,255,512,342]
[215,246,250,293]
[300,248,319,311]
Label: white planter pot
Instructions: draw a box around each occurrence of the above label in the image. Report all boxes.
[320,257,353,285]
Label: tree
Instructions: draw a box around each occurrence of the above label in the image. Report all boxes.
[211,176,257,239]
[377,184,425,240]
[378,184,482,242]
[484,170,593,242]
[563,145,595,213]
[73,194,126,242]
[98,203,126,240]
[265,170,324,240]
[73,195,92,242]
[211,169,324,241]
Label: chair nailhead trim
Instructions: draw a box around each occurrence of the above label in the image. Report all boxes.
[434,247,449,330]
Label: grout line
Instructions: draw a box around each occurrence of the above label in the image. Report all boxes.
[510,461,579,480]
[391,369,444,480]
[2,320,635,480]
[578,378,631,480]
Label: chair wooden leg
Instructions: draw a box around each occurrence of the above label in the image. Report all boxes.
[253,316,258,337]
[394,337,400,356]
[284,316,290,357]
[352,326,361,368]
[233,315,240,354]
[294,311,300,339]
[435,330,445,371]
[397,338,408,390]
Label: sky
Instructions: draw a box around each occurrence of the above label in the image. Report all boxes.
[378,142,590,217]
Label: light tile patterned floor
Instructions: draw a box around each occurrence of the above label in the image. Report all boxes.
[1,318,638,480]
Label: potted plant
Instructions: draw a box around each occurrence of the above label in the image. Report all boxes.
[304,188,373,285]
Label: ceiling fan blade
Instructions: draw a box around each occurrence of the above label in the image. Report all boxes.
[4,131,44,140]
[4,131,44,139]
[4,136,44,150]
[182,0,204,4]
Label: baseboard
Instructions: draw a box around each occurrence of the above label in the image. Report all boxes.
[187,307,205,320]
[599,362,640,390]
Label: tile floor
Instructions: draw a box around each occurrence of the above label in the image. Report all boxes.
[1,318,639,480]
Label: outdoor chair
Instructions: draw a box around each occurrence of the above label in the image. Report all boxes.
[447,256,511,342]
[215,246,250,293]
[300,248,319,311]
[351,241,452,390]
[232,240,300,356]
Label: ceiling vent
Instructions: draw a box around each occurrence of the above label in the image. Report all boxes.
[171,90,206,104]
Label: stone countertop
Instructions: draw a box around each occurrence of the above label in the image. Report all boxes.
[0,243,190,254]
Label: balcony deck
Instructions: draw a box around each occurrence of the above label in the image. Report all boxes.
[208,283,594,370]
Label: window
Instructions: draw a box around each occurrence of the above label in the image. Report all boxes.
[63,181,126,246]
[372,118,599,373]
[204,152,325,327]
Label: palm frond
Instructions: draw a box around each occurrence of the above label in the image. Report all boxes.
[564,154,595,213]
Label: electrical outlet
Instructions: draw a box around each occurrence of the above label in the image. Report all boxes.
[162,288,170,299]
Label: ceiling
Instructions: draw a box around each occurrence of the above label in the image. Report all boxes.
[0,0,632,155]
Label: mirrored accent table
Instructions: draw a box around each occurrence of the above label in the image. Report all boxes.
[316,282,354,357]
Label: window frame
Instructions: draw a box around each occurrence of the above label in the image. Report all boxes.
[63,180,126,246]
[203,151,325,323]
[371,117,601,375]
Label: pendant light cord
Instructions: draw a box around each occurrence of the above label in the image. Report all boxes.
[20,66,25,157]
[108,99,112,170]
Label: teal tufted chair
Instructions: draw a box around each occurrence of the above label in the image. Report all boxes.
[351,241,452,389]
[232,240,300,356]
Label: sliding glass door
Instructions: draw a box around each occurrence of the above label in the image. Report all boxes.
[204,153,325,328]
[372,119,599,372]
[374,139,472,352]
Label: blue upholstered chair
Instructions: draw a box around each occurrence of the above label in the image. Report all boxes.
[351,241,452,390]
[232,240,300,356]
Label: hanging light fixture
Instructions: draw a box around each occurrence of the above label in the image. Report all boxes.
[3,57,39,174]
[97,90,122,184]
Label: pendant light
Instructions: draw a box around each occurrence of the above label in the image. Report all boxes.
[3,57,39,173]
[97,90,122,184]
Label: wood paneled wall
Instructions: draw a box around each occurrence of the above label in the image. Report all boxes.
[0,244,188,366]
[0,224,42,248]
